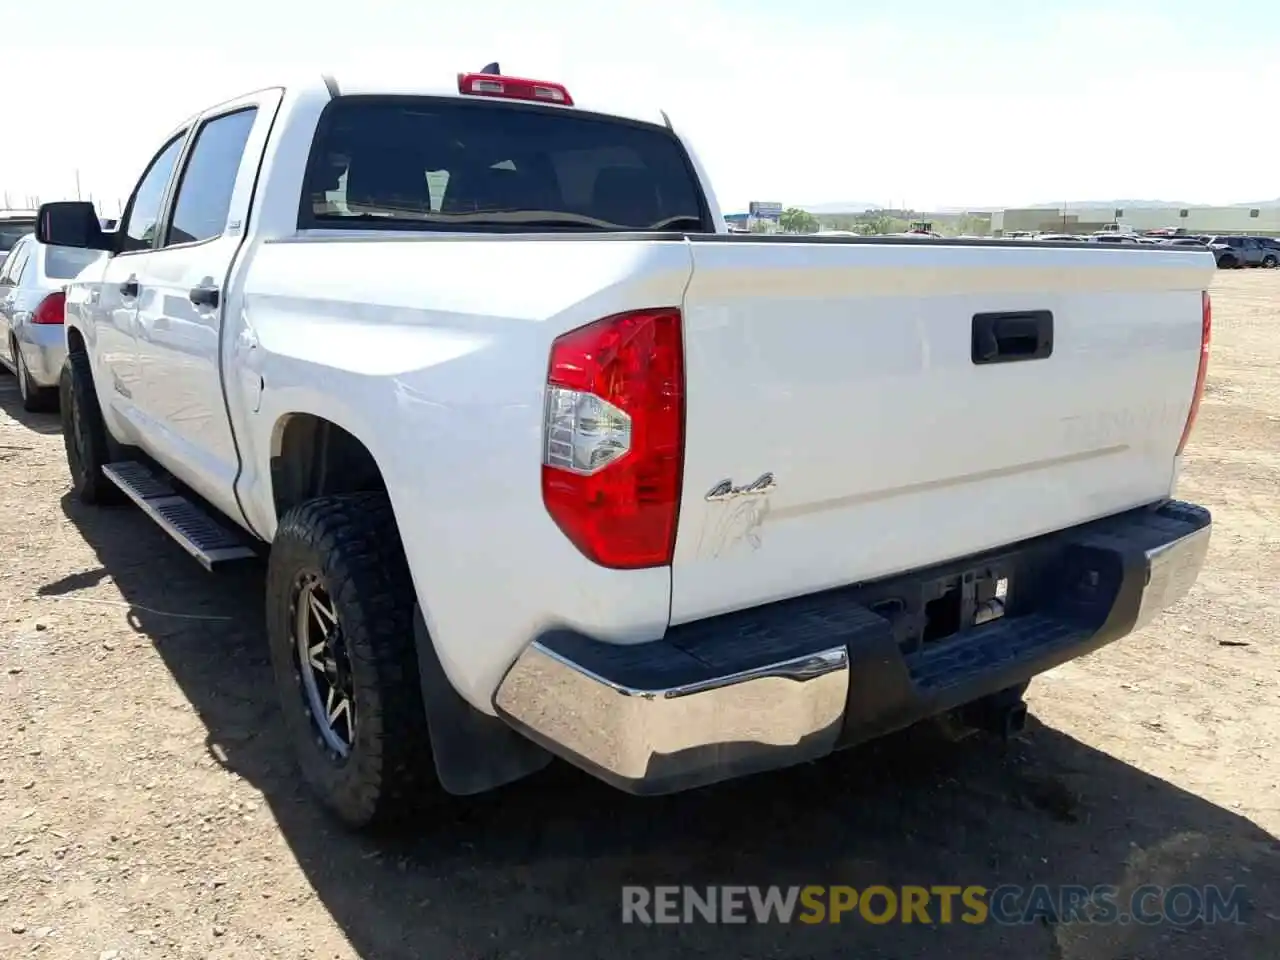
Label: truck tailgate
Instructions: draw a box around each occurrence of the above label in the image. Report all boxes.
[670,239,1214,624]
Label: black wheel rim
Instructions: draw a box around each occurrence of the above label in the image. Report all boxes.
[290,571,357,759]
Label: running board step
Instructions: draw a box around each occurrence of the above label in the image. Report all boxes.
[101,461,257,570]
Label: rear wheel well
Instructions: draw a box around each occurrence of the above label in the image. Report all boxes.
[270,414,387,518]
[267,413,553,798]
[66,327,87,356]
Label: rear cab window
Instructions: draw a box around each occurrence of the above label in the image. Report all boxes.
[299,97,711,233]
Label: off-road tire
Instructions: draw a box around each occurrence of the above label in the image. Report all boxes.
[266,492,437,830]
[60,350,120,504]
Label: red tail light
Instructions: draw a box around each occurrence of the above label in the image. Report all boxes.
[1176,290,1211,456]
[31,291,66,325]
[541,308,685,569]
[457,72,574,106]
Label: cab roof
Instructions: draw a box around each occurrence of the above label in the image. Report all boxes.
[322,72,670,129]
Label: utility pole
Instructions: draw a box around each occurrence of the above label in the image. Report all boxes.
[75,170,82,201]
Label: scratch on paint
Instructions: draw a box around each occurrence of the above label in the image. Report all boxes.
[696,497,771,559]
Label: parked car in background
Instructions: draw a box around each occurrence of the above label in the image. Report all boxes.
[1206,235,1278,269]
[0,211,38,254]
[0,233,106,410]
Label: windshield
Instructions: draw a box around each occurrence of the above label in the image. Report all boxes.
[44,244,104,280]
[300,97,710,233]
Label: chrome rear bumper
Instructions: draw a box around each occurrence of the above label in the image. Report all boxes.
[1132,523,1213,633]
[494,500,1211,795]
[494,643,850,793]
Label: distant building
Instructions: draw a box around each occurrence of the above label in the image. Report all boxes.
[748,201,783,222]
[991,205,1280,237]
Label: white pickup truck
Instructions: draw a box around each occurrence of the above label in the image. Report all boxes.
[37,69,1215,831]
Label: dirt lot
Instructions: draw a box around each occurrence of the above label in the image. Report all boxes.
[1,271,1277,960]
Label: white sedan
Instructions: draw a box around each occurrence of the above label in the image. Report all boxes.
[0,233,106,411]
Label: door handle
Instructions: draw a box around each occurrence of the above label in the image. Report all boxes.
[971,310,1053,365]
[188,284,220,309]
[120,276,139,298]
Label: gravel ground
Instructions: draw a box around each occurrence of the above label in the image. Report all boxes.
[0,270,1277,959]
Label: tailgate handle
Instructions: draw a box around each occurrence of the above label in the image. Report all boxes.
[972,310,1053,365]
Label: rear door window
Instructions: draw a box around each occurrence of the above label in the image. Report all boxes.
[44,245,104,280]
[163,108,259,246]
[3,240,32,286]
[301,97,710,232]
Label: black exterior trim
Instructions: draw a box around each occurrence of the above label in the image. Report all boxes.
[413,605,552,795]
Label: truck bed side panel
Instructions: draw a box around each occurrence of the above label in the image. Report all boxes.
[232,236,693,713]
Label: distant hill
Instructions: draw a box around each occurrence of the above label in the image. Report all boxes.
[1041,200,1193,210]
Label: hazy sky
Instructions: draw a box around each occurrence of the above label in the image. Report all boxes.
[4,0,1278,213]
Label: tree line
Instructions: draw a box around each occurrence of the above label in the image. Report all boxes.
[767,208,992,236]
